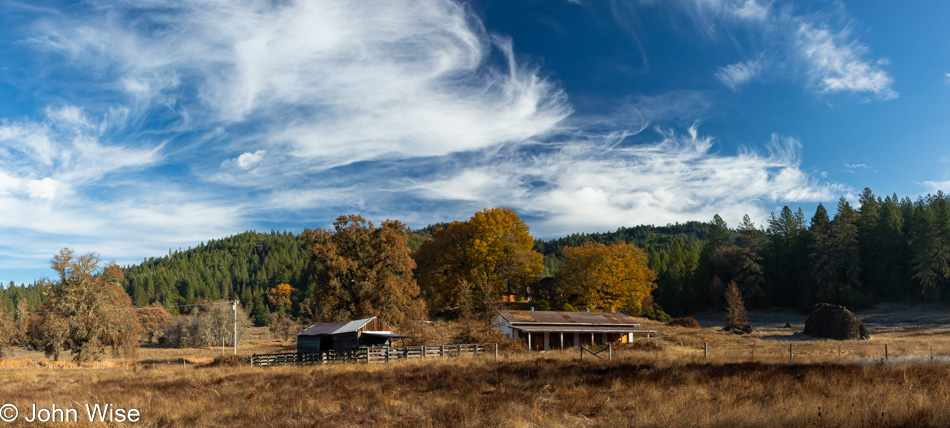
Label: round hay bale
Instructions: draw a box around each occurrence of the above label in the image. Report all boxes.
[803,303,870,340]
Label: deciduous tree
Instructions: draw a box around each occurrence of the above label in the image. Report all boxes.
[36,249,141,361]
[723,281,748,330]
[304,215,425,331]
[556,241,657,313]
[415,208,544,315]
[137,302,173,344]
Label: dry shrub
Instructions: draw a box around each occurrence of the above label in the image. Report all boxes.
[668,317,700,329]
[206,354,246,367]
[452,317,523,353]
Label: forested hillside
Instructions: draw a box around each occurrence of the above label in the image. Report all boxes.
[121,231,309,318]
[5,188,950,323]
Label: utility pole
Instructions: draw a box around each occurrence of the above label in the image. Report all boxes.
[232,300,239,355]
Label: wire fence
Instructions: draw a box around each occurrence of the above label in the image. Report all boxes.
[651,340,950,364]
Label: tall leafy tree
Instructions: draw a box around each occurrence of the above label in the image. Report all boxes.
[876,194,907,298]
[304,215,425,331]
[829,197,863,305]
[911,192,950,301]
[733,214,766,304]
[807,203,834,305]
[37,249,140,362]
[556,241,657,313]
[857,188,883,294]
[414,207,544,315]
[765,206,807,306]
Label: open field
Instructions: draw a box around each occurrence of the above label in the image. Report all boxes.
[3,353,950,427]
[4,306,950,426]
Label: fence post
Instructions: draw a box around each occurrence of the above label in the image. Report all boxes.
[608,344,612,361]
[704,342,708,362]
[580,346,584,362]
[885,344,888,361]
[789,343,793,362]
[441,345,445,358]
[386,346,391,364]
[931,345,934,361]
[494,343,498,362]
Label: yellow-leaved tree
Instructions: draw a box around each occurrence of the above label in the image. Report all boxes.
[557,241,657,313]
[415,207,544,315]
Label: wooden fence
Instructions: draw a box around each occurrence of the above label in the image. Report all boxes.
[250,343,492,367]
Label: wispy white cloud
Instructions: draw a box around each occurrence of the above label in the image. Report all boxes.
[795,23,896,100]
[31,0,570,169]
[675,0,896,100]
[716,58,765,90]
[0,0,848,279]
[0,103,240,270]
[415,126,839,235]
[0,106,162,199]
[923,181,950,195]
[694,0,770,22]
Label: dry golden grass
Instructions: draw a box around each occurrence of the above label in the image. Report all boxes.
[5,324,950,426]
[2,352,950,427]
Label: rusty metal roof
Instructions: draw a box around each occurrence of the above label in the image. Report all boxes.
[512,325,655,333]
[498,310,641,326]
[298,317,377,336]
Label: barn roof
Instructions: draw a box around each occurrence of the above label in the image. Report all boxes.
[298,316,377,336]
[497,310,641,327]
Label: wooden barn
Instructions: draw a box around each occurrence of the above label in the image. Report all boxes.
[493,310,655,351]
[297,317,408,354]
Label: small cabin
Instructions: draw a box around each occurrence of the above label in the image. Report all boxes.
[297,316,408,354]
[493,310,655,351]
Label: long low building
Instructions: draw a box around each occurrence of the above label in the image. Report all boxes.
[493,309,655,350]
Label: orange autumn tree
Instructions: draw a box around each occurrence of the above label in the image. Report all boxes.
[556,241,657,313]
[414,207,544,315]
[266,283,294,311]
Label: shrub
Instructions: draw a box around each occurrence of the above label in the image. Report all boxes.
[206,354,246,367]
[640,303,672,322]
[668,317,700,329]
[452,317,523,353]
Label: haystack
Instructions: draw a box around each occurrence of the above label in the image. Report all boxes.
[803,303,870,340]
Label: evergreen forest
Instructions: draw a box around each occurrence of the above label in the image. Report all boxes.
[3,188,950,323]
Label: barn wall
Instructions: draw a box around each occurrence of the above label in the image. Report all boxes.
[333,332,360,350]
[297,336,322,354]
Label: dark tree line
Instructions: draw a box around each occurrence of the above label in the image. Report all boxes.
[121,230,312,323]
[5,188,950,325]
[535,189,950,315]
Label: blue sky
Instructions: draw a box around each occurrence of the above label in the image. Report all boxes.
[0,0,947,284]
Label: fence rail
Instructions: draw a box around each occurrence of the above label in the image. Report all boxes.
[250,344,491,367]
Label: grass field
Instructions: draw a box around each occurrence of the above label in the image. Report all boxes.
[3,313,950,426]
